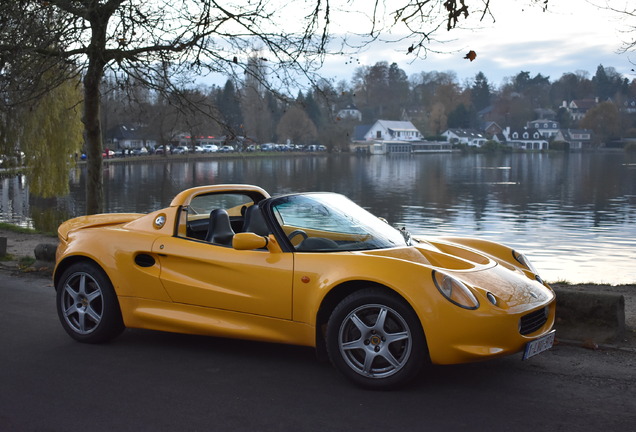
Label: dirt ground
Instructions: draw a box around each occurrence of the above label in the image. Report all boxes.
[1,227,634,330]
[0,228,58,260]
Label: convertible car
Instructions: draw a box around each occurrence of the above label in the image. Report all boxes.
[54,184,556,389]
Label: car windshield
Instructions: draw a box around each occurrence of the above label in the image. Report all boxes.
[270,193,408,251]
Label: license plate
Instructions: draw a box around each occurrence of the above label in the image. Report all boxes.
[522,330,556,360]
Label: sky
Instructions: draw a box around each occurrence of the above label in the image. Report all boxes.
[312,1,636,88]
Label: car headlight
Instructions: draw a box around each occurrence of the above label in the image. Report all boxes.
[432,271,479,310]
[512,250,544,284]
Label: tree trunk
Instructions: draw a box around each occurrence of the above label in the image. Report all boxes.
[83,61,104,215]
[82,4,110,216]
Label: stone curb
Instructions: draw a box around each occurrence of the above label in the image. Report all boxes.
[552,287,626,343]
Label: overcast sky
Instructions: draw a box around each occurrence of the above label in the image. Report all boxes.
[316,1,636,87]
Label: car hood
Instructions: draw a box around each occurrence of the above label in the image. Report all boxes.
[358,240,552,310]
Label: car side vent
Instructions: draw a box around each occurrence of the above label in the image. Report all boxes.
[134,253,156,268]
[519,307,548,335]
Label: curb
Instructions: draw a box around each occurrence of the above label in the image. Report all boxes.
[552,287,626,343]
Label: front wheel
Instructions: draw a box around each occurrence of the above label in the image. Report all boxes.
[56,261,125,343]
[326,288,428,389]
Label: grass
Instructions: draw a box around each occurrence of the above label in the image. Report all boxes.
[0,222,56,236]
[17,256,36,269]
[0,253,16,262]
[0,222,38,234]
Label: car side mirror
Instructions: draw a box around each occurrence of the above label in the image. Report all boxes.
[232,232,269,250]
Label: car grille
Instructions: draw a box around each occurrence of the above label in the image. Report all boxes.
[519,307,548,335]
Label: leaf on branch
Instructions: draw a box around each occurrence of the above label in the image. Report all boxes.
[464,50,477,61]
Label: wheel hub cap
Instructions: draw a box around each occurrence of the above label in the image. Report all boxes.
[369,335,382,346]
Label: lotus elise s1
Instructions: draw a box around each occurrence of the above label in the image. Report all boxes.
[54,184,556,389]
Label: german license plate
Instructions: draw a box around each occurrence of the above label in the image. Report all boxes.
[522,330,556,360]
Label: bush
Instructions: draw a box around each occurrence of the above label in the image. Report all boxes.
[625,142,636,153]
[550,141,569,151]
[480,140,510,153]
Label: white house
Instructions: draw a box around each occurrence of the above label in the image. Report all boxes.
[336,105,362,122]
[442,129,487,147]
[562,99,598,121]
[526,120,560,139]
[503,127,549,150]
[362,120,423,141]
[554,129,593,150]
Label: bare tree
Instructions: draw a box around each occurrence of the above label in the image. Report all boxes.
[2,0,513,214]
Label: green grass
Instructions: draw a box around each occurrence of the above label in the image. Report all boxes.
[18,256,36,268]
[0,222,38,234]
[0,222,55,236]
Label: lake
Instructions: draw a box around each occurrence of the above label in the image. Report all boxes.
[1,151,635,284]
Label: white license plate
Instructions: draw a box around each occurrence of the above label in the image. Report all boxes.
[522,330,556,360]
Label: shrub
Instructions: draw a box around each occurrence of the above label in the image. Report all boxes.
[550,141,569,151]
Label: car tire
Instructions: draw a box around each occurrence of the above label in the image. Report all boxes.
[326,288,427,389]
[56,261,125,343]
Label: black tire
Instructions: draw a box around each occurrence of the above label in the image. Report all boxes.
[56,261,125,343]
[326,288,428,389]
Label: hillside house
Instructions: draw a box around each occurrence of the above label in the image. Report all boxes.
[336,105,362,121]
[562,99,598,121]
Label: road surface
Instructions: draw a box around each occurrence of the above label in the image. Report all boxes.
[1,271,635,431]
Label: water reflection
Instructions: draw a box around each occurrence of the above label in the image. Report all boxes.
[1,152,634,284]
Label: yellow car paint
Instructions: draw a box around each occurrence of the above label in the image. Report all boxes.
[54,184,556,372]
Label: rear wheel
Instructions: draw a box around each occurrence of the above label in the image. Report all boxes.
[56,261,125,343]
[326,288,427,389]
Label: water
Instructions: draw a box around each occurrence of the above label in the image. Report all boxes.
[1,152,635,284]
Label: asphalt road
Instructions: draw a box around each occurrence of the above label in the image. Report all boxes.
[1,271,635,432]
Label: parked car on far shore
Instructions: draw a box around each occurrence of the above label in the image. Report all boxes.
[202,144,219,153]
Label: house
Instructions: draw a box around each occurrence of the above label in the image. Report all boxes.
[503,127,549,150]
[621,99,636,114]
[562,99,598,121]
[336,105,362,122]
[526,119,560,139]
[483,121,504,139]
[554,129,594,150]
[534,108,556,120]
[351,120,448,154]
[442,129,487,147]
[360,120,423,142]
[105,124,157,151]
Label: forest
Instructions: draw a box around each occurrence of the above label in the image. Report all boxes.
[2,1,635,212]
[100,60,636,151]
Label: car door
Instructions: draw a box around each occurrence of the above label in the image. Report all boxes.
[153,236,293,319]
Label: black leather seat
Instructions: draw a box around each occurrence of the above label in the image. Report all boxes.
[205,209,235,245]
[242,204,270,236]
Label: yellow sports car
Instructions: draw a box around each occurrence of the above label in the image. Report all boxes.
[54,184,556,389]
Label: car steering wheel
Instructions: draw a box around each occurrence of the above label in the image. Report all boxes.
[288,229,308,243]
